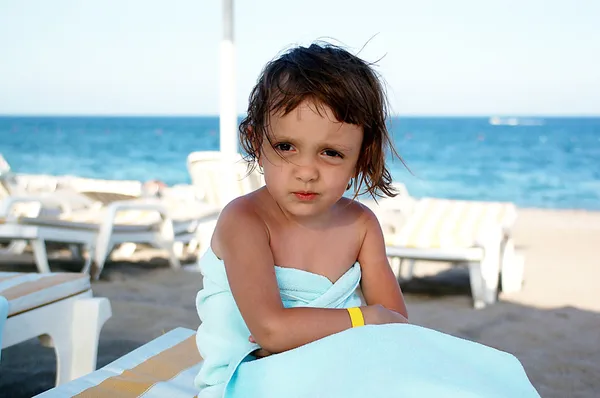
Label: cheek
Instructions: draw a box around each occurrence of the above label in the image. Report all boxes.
[324,168,354,193]
[262,161,286,187]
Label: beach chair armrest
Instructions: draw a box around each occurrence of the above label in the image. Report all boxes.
[105,199,169,218]
[1,195,73,219]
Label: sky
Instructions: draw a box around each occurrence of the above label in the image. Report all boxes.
[1,0,599,116]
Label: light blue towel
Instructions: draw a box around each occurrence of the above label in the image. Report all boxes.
[0,296,9,362]
[195,249,540,398]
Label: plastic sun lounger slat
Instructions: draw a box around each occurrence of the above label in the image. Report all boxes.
[0,272,90,316]
[35,328,202,398]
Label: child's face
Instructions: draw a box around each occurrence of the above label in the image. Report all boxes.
[259,100,363,219]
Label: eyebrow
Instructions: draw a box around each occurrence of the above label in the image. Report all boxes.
[326,143,354,152]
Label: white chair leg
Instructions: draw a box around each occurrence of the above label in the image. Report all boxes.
[92,239,114,280]
[173,241,185,258]
[405,259,416,281]
[67,297,112,383]
[41,297,112,385]
[467,261,486,309]
[469,231,502,308]
[162,241,181,270]
[158,216,180,270]
[80,244,94,275]
[30,238,51,273]
[480,235,501,305]
[94,208,120,280]
[501,238,525,293]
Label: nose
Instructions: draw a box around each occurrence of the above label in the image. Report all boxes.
[294,157,319,183]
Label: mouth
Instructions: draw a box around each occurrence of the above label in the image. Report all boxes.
[292,191,318,201]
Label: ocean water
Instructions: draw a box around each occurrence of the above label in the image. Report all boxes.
[1,116,599,210]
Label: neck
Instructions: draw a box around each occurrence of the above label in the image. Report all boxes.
[278,202,335,230]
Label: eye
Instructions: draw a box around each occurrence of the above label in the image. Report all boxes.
[274,143,293,152]
[323,149,343,158]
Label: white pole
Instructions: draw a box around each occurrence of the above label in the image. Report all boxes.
[220,0,237,154]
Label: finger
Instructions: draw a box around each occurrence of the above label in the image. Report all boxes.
[249,336,256,343]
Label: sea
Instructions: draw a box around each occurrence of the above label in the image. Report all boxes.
[1,116,599,210]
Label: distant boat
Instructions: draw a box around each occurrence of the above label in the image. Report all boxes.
[489,117,545,126]
[489,117,518,126]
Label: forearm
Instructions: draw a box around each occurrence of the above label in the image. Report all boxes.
[258,306,364,353]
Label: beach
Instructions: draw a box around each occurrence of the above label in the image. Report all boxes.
[1,207,599,397]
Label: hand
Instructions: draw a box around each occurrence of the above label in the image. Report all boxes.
[249,335,273,358]
[363,304,409,326]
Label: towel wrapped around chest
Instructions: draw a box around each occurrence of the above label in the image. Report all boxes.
[195,249,539,398]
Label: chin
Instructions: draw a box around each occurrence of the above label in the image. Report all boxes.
[286,207,321,218]
[289,200,342,219]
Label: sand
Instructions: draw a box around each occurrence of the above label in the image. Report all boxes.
[0,208,599,397]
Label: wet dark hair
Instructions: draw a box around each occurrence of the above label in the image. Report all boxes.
[239,41,404,199]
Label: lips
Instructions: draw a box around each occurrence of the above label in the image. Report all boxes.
[293,192,318,201]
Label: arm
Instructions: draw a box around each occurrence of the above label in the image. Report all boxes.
[214,199,357,353]
[214,199,376,354]
[357,205,408,319]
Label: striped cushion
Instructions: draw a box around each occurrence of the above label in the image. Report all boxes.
[81,191,139,205]
[0,272,90,317]
[35,328,202,398]
[385,198,517,249]
[59,177,143,198]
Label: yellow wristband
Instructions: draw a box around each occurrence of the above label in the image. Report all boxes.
[347,307,365,328]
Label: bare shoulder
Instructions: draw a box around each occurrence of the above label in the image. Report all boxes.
[335,197,380,227]
[212,191,269,258]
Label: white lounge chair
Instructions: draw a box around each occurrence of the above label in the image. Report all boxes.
[362,187,524,309]
[34,327,200,397]
[187,151,264,209]
[1,154,220,266]
[0,271,112,386]
[1,154,88,257]
[0,197,219,279]
[0,193,74,258]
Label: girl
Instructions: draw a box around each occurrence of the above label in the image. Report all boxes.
[195,42,539,398]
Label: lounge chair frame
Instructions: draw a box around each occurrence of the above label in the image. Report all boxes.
[0,197,182,279]
[1,274,112,386]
